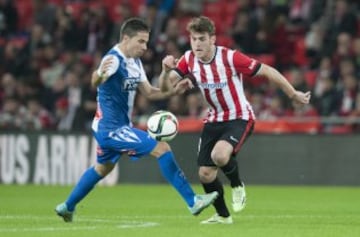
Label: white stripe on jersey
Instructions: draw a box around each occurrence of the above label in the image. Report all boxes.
[215,50,235,121]
[188,47,255,122]
[227,49,255,121]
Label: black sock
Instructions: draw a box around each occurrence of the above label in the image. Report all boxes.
[202,178,230,217]
[220,157,242,188]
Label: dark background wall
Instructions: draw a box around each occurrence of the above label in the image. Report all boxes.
[119,133,360,186]
[0,132,359,185]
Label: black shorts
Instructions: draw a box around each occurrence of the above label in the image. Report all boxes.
[197,119,255,166]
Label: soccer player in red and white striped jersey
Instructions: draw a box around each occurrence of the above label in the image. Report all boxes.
[159,16,311,224]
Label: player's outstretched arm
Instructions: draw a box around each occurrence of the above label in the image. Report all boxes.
[91,55,118,88]
[138,80,175,100]
[159,55,194,94]
[159,55,181,92]
[256,64,311,104]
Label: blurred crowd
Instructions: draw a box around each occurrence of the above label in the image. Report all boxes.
[1,0,360,133]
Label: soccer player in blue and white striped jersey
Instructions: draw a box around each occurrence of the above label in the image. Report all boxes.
[55,18,218,222]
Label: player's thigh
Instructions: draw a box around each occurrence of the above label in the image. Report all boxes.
[197,123,223,166]
[94,126,157,163]
[219,119,254,154]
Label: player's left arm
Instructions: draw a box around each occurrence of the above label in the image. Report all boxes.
[255,64,311,104]
[91,55,119,88]
[233,50,310,104]
[138,80,175,100]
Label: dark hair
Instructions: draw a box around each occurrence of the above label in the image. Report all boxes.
[120,18,150,41]
[186,16,216,36]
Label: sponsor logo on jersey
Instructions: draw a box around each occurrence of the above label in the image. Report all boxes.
[123,77,140,91]
[198,82,228,89]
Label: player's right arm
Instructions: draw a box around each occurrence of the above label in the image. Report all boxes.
[159,55,194,94]
[91,55,119,88]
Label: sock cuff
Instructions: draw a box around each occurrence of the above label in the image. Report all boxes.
[90,166,103,180]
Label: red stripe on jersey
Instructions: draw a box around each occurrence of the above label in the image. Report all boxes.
[187,52,194,74]
[94,102,103,119]
[210,52,229,121]
[221,48,242,118]
[199,63,218,118]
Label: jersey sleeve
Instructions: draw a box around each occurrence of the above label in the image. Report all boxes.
[98,54,119,77]
[233,51,261,77]
[174,55,189,78]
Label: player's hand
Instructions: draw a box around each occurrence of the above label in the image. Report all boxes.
[98,56,115,81]
[291,91,311,104]
[162,55,177,72]
[174,78,194,94]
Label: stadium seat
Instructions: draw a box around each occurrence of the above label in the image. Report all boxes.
[66,2,86,22]
[216,35,234,48]
[249,54,276,67]
[304,70,318,89]
[15,0,33,31]
[293,36,308,66]
[9,37,27,49]
[0,37,6,47]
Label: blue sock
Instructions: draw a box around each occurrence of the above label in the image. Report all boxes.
[65,167,102,211]
[157,151,195,207]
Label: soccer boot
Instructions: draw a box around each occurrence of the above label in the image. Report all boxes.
[201,214,233,224]
[55,203,74,222]
[232,184,246,212]
[189,191,219,216]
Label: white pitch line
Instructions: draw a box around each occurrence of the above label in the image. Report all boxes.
[0,215,160,232]
[0,226,97,233]
[0,213,357,232]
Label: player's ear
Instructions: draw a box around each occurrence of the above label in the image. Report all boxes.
[121,34,130,43]
[210,34,216,44]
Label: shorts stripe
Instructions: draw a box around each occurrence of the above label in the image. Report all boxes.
[234,119,254,154]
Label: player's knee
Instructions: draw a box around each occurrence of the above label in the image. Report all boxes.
[150,141,171,158]
[211,150,230,166]
[198,167,217,183]
[94,163,115,177]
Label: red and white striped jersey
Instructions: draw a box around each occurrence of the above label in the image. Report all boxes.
[175,46,261,123]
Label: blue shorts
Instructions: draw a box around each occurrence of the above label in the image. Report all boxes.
[93,126,157,164]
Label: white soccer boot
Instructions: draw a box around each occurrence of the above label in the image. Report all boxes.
[232,184,246,212]
[200,214,233,224]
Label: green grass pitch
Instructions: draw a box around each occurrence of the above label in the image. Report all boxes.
[0,184,359,237]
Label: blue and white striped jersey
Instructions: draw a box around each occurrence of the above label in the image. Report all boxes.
[92,45,147,132]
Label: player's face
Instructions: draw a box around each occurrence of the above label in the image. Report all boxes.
[124,31,149,58]
[189,32,216,62]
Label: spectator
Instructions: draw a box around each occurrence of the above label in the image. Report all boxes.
[33,0,57,33]
[0,96,25,129]
[0,0,18,37]
[337,74,358,116]
[313,77,340,116]
[144,0,176,46]
[23,96,54,130]
[185,91,207,118]
[155,17,188,55]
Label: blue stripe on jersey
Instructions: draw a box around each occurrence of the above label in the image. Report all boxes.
[96,47,143,130]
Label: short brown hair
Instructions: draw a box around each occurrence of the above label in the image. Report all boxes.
[120,17,150,41]
[186,16,216,35]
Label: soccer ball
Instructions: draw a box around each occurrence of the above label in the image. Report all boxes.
[147,110,179,142]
